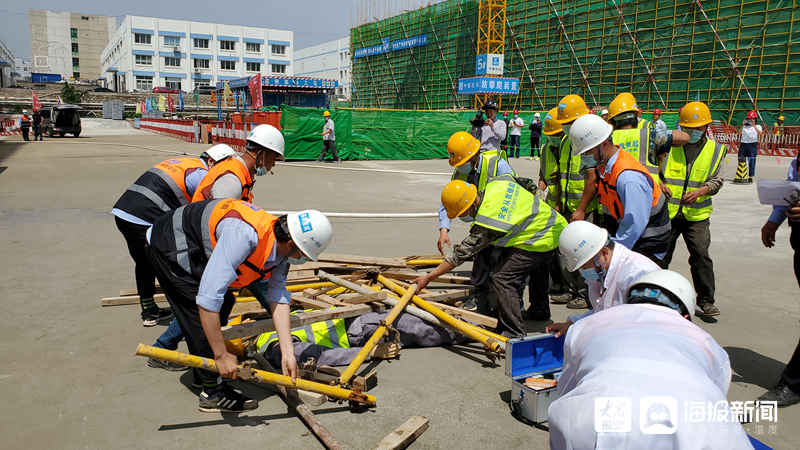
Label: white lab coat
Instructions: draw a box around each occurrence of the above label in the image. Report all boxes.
[568,244,659,324]
[549,304,753,450]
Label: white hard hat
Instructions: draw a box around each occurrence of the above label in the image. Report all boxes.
[22,109,27,114]
[558,221,609,272]
[205,144,236,163]
[534,112,540,118]
[601,109,608,115]
[287,210,332,261]
[626,270,696,319]
[569,113,614,156]
[246,124,285,161]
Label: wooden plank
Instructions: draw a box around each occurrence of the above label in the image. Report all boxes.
[390,278,432,294]
[101,294,168,306]
[230,301,266,316]
[427,301,497,329]
[287,269,316,281]
[372,416,429,450]
[222,303,385,340]
[380,271,472,285]
[317,253,407,268]
[418,289,472,303]
[337,291,388,305]
[291,293,336,311]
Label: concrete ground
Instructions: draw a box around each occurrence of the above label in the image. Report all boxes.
[0,119,797,449]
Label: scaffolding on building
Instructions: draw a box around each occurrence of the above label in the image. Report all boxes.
[350,0,800,125]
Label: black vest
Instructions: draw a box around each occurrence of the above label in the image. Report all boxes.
[114,168,189,224]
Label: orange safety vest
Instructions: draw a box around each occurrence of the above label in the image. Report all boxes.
[192,157,254,203]
[21,115,30,125]
[208,199,278,288]
[596,149,661,220]
[153,158,208,203]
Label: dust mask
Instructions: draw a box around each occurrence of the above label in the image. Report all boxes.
[688,130,704,144]
[546,135,561,147]
[456,163,472,175]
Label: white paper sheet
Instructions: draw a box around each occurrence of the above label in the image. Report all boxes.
[756,179,800,205]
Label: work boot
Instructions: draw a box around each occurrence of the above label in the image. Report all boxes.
[698,303,720,316]
[549,292,572,304]
[566,298,588,309]
[148,357,189,372]
[142,306,173,327]
[521,309,550,321]
[198,385,258,413]
[757,381,800,407]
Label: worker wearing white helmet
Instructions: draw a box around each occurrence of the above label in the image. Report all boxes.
[548,271,753,450]
[146,199,332,413]
[546,221,659,337]
[193,124,285,202]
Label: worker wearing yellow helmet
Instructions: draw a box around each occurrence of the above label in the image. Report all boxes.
[659,101,725,316]
[437,131,517,313]
[318,110,341,163]
[414,176,567,338]
[774,114,785,136]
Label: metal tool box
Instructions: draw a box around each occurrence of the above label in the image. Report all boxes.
[505,333,565,424]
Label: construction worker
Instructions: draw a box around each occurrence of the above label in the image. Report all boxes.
[661,102,725,316]
[546,221,659,337]
[569,113,672,262]
[470,99,507,152]
[774,115,785,134]
[193,124,284,202]
[416,175,567,338]
[509,110,524,158]
[146,199,332,412]
[548,271,754,450]
[20,109,31,141]
[318,110,341,163]
[539,107,597,309]
[652,108,666,131]
[112,145,233,327]
[600,109,609,122]
[437,131,515,312]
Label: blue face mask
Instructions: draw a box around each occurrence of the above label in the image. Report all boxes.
[688,130,704,144]
[561,124,572,136]
[546,135,562,147]
[287,255,310,265]
[459,214,474,223]
[456,163,472,175]
[256,166,268,176]
[581,153,599,168]
[579,267,600,281]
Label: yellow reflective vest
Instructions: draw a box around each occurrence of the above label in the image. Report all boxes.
[473,174,567,252]
[613,122,659,183]
[256,308,350,354]
[663,138,725,221]
[541,136,598,213]
[452,149,514,193]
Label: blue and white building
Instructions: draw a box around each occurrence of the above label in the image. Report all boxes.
[100,16,292,93]
[293,37,350,100]
[0,36,19,87]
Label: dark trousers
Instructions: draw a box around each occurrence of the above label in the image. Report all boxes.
[662,217,716,305]
[530,137,540,156]
[509,134,521,157]
[115,216,157,306]
[782,222,800,390]
[491,248,555,338]
[738,141,758,177]
[470,246,493,289]
[33,125,42,140]
[318,140,339,161]
[21,126,30,141]
[145,245,236,385]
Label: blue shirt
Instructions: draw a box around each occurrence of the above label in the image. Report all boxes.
[438,156,514,230]
[601,151,658,254]
[196,217,291,313]
[768,158,799,226]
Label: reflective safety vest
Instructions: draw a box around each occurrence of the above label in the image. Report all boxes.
[113,157,207,224]
[473,174,566,252]
[613,123,659,182]
[256,308,349,354]
[149,198,278,288]
[664,138,725,221]
[542,137,598,213]
[192,157,254,202]
[596,150,671,257]
[451,149,514,193]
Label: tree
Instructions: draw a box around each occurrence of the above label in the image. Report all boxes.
[60,83,85,104]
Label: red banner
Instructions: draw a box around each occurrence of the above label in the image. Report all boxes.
[249,73,263,110]
[167,95,175,112]
[32,92,41,111]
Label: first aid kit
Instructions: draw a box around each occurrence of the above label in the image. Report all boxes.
[505,333,564,424]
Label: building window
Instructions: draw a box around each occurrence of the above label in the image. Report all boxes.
[135,54,152,66]
[164,36,180,47]
[340,52,344,61]
[271,45,286,55]
[72,43,79,56]
[72,57,80,70]
[246,62,261,72]
[220,60,236,71]
[220,40,236,51]
[165,78,182,90]
[193,38,209,49]
[164,57,181,67]
[81,16,89,20]
[195,81,210,89]
[73,72,80,79]
[193,58,209,69]
[134,33,151,44]
[246,42,261,53]
[271,64,286,74]
[340,70,343,79]
[70,28,78,41]
[136,75,153,90]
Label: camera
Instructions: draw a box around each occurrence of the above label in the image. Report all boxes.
[470,109,485,128]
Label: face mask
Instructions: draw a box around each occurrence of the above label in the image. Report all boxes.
[579,267,600,281]
[561,124,572,136]
[546,135,562,146]
[459,214,474,223]
[456,163,472,175]
[287,255,310,265]
[581,153,599,168]
[688,130,704,144]
[324,117,329,122]
[256,165,267,176]
[514,115,519,119]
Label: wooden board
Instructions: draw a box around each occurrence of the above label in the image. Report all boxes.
[337,291,388,305]
[381,271,472,285]
[230,301,266,316]
[427,301,498,329]
[417,289,472,304]
[317,253,408,268]
[372,416,429,450]
[287,270,316,281]
[222,303,385,340]
[101,294,168,306]
[291,294,337,311]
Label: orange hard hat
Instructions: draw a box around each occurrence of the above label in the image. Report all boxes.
[556,94,590,124]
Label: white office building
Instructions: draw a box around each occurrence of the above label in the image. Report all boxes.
[15,57,31,82]
[100,16,292,93]
[0,36,18,87]
[293,37,351,100]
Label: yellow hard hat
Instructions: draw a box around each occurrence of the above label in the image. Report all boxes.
[225,315,244,357]
[779,115,785,121]
[556,94,590,124]
[447,131,480,167]
[323,110,331,117]
[441,180,477,219]
[607,93,639,120]
[543,107,562,136]
[679,102,712,127]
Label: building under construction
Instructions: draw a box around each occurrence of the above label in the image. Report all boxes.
[350,0,799,124]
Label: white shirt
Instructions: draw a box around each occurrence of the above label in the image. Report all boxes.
[549,304,753,450]
[567,244,659,324]
[741,123,762,143]
[323,119,335,141]
[510,117,524,136]
[208,156,248,200]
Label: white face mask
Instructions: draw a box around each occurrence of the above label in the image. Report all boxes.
[287,255,310,265]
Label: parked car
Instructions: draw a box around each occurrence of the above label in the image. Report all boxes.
[40,105,82,137]
[153,86,179,94]
[87,87,113,93]
[195,85,217,95]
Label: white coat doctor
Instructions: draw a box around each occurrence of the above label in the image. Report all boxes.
[548,271,754,450]
[546,221,660,337]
